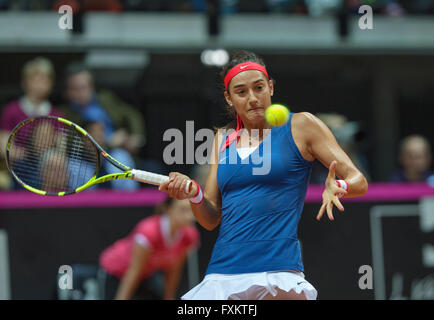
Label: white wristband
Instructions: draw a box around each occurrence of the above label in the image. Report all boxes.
[189,180,203,204]
[336,180,348,198]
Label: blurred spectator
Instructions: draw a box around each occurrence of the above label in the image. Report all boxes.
[266,0,308,13]
[190,0,207,12]
[389,134,434,183]
[40,149,70,192]
[99,198,199,300]
[399,0,434,14]
[236,0,267,13]
[310,113,371,184]
[84,121,139,191]
[170,0,198,12]
[0,0,432,13]
[347,0,405,16]
[0,56,63,190]
[5,0,54,10]
[107,0,196,12]
[0,0,8,10]
[0,57,62,133]
[1,0,431,14]
[384,1,405,16]
[59,62,146,159]
[305,0,341,16]
[53,0,122,12]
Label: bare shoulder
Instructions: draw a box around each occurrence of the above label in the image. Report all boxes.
[292,112,318,128]
[291,112,317,162]
[292,112,329,139]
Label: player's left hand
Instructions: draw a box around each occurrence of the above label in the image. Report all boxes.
[316,160,348,221]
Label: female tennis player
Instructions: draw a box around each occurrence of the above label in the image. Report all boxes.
[99,198,199,300]
[159,50,368,300]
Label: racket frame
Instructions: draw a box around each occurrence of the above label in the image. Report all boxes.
[6,116,135,196]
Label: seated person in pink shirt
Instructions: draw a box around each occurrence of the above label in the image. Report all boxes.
[0,57,62,189]
[0,56,62,133]
[99,198,200,300]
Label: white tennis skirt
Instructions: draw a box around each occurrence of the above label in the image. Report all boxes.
[181,270,318,300]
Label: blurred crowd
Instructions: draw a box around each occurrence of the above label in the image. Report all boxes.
[0,56,155,191]
[309,113,434,185]
[0,56,201,301]
[0,56,433,191]
[0,0,433,15]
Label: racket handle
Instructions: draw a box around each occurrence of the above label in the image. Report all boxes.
[131,169,169,186]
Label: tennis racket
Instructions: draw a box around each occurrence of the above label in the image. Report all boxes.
[5,116,170,196]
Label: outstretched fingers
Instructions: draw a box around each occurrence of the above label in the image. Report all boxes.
[333,197,345,212]
[326,201,334,221]
[316,203,326,221]
[317,197,345,221]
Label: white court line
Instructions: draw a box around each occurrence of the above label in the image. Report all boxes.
[370,204,419,300]
[0,229,11,300]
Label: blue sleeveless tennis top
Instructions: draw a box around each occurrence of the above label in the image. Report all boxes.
[206,112,313,275]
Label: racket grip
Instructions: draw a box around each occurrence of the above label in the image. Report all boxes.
[131,169,169,186]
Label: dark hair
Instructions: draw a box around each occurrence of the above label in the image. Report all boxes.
[81,120,104,131]
[220,50,267,90]
[62,62,94,90]
[217,50,271,130]
[64,62,92,79]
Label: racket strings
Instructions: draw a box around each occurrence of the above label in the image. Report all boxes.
[11,120,62,191]
[8,118,98,193]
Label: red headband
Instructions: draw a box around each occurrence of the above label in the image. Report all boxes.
[224,62,269,91]
[220,62,269,152]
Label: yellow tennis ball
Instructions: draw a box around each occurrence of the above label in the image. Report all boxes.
[265,104,290,126]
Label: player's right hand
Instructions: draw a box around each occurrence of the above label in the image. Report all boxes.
[158,172,198,200]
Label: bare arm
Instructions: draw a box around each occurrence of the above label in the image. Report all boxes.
[163,250,189,300]
[297,112,368,197]
[115,242,150,300]
[190,131,223,230]
[293,112,368,220]
[159,132,223,231]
